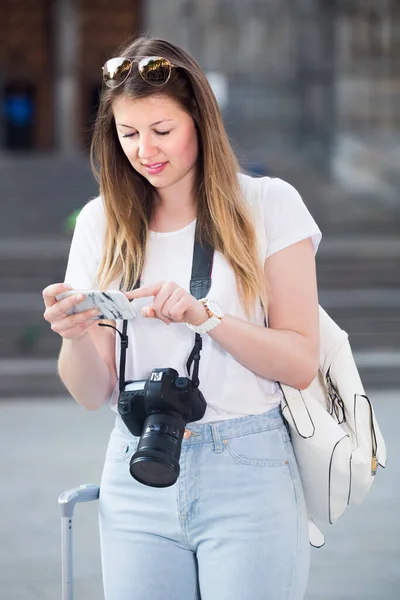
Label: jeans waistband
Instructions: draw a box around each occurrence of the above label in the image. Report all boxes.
[115,405,284,445]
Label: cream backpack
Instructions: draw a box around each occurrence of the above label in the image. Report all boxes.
[243,175,387,547]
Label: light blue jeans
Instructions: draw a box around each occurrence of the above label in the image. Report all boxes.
[99,406,310,600]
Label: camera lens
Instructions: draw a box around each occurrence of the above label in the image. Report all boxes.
[129,412,185,487]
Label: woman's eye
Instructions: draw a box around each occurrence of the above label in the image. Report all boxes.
[121,131,169,138]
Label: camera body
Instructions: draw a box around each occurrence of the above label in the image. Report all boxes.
[118,368,206,487]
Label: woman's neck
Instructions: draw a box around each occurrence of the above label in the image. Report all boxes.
[149,200,197,233]
[150,179,197,233]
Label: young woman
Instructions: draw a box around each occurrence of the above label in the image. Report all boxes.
[43,36,321,600]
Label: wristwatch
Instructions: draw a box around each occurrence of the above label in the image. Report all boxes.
[186,298,224,334]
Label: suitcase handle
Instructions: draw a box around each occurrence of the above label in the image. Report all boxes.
[58,484,100,600]
[58,484,100,517]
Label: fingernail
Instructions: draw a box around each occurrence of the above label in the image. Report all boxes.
[75,294,84,301]
[91,309,99,317]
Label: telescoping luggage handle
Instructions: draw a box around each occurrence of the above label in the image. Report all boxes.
[58,484,100,600]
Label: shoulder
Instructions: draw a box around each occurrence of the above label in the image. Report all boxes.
[238,172,321,259]
[69,195,107,258]
[73,196,107,244]
[76,195,106,227]
[64,196,106,287]
[238,173,302,210]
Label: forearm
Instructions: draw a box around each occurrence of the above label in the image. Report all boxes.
[208,314,318,390]
[58,334,116,410]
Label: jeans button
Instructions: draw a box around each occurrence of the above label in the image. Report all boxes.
[183,429,191,439]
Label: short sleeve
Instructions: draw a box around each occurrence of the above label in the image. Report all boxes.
[64,196,106,289]
[262,178,322,260]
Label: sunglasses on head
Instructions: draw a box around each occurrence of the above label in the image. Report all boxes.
[102,56,178,89]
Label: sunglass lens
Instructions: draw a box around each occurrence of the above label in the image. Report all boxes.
[138,57,172,87]
[103,58,132,88]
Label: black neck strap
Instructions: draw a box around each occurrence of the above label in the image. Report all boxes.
[104,225,214,393]
[187,231,214,388]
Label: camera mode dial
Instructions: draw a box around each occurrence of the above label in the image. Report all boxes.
[174,377,188,390]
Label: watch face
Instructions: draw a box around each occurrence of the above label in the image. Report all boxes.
[207,300,224,318]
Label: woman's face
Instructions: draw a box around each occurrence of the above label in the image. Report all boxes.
[113,94,199,192]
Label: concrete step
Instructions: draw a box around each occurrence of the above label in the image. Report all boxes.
[0,237,69,294]
[316,259,399,290]
[0,155,98,237]
[0,360,66,397]
[267,154,400,236]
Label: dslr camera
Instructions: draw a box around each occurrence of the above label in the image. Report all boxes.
[118,368,206,488]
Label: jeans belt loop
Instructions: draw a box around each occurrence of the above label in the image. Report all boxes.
[210,422,223,454]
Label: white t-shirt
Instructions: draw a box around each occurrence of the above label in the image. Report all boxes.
[64,174,321,423]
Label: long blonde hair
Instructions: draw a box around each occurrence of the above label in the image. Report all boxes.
[91,36,268,316]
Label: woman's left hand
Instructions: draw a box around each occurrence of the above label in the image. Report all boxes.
[125,282,208,326]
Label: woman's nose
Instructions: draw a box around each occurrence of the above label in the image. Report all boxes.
[138,136,157,159]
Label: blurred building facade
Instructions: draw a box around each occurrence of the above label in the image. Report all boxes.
[147,0,400,190]
[0,0,399,220]
[0,0,142,152]
[0,1,398,161]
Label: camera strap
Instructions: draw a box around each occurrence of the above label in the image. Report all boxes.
[112,226,214,393]
[187,231,214,388]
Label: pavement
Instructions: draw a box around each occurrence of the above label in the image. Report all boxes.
[0,391,398,600]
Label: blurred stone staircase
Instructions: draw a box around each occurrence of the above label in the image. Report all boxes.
[0,234,399,397]
[316,238,400,389]
[0,238,69,396]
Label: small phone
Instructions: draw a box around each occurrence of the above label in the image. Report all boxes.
[55,289,137,320]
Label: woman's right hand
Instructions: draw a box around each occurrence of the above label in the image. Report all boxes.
[42,283,99,340]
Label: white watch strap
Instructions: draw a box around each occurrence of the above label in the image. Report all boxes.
[186,316,222,334]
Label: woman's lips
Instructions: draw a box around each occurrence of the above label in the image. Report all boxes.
[143,162,167,175]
